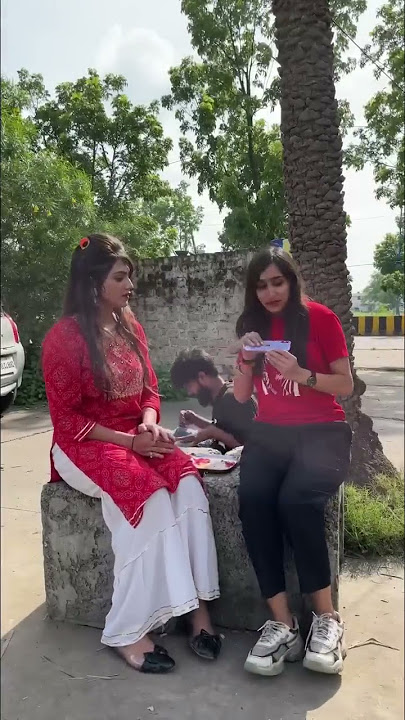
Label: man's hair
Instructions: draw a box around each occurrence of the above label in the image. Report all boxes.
[170,348,219,389]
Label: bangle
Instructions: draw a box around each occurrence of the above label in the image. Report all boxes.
[131,435,136,451]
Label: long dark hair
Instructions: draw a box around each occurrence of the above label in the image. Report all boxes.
[236,247,309,372]
[63,233,150,392]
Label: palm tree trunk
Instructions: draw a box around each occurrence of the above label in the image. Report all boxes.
[272,0,394,484]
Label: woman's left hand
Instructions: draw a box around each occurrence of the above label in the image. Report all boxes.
[266,350,303,382]
[138,422,174,444]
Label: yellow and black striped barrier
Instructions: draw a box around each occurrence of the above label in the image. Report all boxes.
[353,315,405,336]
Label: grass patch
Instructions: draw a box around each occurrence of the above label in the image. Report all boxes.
[345,473,404,557]
[353,312,396,316]
[155,367,187,402]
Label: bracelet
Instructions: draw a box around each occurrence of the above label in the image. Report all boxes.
[131,435,136,451]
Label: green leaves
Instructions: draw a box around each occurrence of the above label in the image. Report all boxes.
[1,103,95,346]
[329,0,367,79]
[1,67,206,413]
[165,0,365,251]
[374,232,404,275]
[346,0,404,211]
[145,181,204,254]
[164,2,285,250]
[33,69,173,218]
[360,271,402,313]
[373,232,404,303]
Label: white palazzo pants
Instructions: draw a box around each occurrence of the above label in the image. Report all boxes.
[53,444,220,647]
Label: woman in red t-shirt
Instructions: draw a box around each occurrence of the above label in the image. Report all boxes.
[234,247,353,678]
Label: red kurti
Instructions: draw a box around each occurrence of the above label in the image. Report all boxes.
[42,315,200,527]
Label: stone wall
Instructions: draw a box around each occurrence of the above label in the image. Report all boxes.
[133,251,253,376]
[41,476,342,634]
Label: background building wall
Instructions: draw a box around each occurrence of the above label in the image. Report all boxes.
[133,251,253,375]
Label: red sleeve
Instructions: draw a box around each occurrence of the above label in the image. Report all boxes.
[42,320,96,442]
[133,320,161,422]
[316,306,349,365]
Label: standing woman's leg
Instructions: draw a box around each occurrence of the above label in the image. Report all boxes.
[238,442,287,612]
[278,422,352,674]
[238,436,303,676]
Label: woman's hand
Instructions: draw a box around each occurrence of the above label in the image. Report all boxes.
[138,422,174,443]
[240,332,263,361]
[131,431,174,459]
[266,350,306,383]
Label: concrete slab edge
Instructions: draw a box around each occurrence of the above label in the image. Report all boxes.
[356,366,404,372]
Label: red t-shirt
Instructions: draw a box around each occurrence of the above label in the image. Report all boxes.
[254,301,348,426]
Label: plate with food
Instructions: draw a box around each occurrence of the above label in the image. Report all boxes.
[180,446,242,473]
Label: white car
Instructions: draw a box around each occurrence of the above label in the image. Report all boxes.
[1,307,25,414]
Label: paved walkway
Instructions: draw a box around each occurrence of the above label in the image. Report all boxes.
[354,336,404,371]
[1,563,403,720]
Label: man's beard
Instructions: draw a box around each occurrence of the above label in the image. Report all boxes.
[196,386,213,407]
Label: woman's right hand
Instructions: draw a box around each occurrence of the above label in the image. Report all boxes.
[240,332,263,361]
[130,431,174,459]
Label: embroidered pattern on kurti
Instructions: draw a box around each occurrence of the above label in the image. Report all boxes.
[42,316,201,528]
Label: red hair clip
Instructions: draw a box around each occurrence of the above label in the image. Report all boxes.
[79,237,90,250]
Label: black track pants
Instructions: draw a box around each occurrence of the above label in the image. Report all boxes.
[238,422,352,599]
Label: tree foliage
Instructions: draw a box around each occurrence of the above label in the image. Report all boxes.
[163,0,366,250]
[145,181,204,253]
[360,271,402,312]
[374,232,404,299]
[32,69,173,218]
[2,70,204,259]
[345,0,404,213]
[1,70,206,356]
[1,88,95,345]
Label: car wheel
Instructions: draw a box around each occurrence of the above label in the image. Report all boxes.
[0,391,16,416]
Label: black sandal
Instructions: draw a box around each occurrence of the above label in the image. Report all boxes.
[189,629,222,661]
[116,644,175,673]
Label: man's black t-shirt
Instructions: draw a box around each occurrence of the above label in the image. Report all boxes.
[211,383,256,450]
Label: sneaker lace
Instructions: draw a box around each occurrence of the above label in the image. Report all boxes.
[305,613,339,651]
[258,620,289,644]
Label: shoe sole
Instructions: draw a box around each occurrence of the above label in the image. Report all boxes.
[244,641,304,677]
[303,649,346,675]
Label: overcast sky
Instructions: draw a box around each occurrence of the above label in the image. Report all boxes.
[2,0,397,291]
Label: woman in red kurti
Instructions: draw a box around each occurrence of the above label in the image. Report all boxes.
[42,234,221,674]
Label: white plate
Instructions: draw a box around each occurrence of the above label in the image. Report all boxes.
[1,356,16,374]
[180,447,222,458]
[180,446,239,473]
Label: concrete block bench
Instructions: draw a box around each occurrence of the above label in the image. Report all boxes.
[41,471,342,634]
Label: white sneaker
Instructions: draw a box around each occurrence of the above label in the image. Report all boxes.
[244,617,304,676]
[303,612,346,675]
